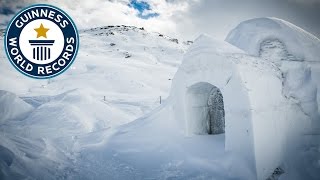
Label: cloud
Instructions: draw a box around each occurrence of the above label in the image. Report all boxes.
[287,0,320,5]
[0,0,194,39]
[173,0,320,39]
[0,0,319,40]
[129,0,159,19]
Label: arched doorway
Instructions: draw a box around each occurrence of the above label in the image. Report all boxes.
[186,82,225,135]
[207,87,225,134]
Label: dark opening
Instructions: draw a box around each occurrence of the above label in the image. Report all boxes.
[186,82,225,135]
[207,88,225,134]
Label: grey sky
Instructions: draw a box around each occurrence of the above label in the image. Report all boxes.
[0,0,319,40]
[173,0,320,39]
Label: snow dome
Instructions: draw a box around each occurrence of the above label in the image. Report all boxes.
[170,35,287,179]
[226,17,320,114]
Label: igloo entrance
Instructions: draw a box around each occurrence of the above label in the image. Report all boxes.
[186,82,225,135]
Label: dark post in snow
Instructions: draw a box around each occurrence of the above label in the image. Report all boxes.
[104,96,106,101]
[160,96,162,104]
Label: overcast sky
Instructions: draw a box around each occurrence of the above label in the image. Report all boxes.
[1,0,320,40]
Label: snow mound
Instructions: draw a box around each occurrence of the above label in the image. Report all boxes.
[0,145,15,179]
[19,89,132,139]
[226,17,320,62]
[0,25,189,179]
[0,90,33,124]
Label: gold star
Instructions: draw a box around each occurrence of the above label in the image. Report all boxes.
[34,23,49,38]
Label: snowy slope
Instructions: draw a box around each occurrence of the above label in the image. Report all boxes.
[0,26,189,179]
[0,25,188,122]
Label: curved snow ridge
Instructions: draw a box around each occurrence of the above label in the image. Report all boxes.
[19,89,132,139]
[80,25,190,47]
[183,34,281,77]
[188,34,244,55]
[226,17,320,62]
[0,132,75,179]
[0,90,34,124]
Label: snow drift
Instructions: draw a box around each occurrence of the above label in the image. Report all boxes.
[0,25,189,179]
[0,90,33,124]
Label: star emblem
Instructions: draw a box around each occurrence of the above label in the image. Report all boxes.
[34,23,49,38]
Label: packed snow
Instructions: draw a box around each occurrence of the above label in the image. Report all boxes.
[0,90,33,124]
[226,17,320,179]
[0,19,319,180]
[0,25,189,179]
[226,17,320,114]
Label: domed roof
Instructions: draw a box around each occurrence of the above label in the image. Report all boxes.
[226,17,320,62]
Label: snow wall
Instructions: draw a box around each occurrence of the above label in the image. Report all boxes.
[226,17,320,115]
[170,35,292,179]
[226,18,320,179]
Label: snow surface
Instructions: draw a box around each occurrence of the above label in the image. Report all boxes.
[226,17,320,179]
[0,25,189,179]
[169,35,287,180]
[226,17,320,62]
[226,17,320,115]
[0,90,33,124]
[0,19,319,180]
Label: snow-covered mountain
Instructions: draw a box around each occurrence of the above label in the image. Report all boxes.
[0,25,189,179]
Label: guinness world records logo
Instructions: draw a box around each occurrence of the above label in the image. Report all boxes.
[4,4,79,79]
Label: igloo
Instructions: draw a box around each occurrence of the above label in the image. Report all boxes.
[167,18,319,179]
[103,18,320,180]
[170,35,289,179]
